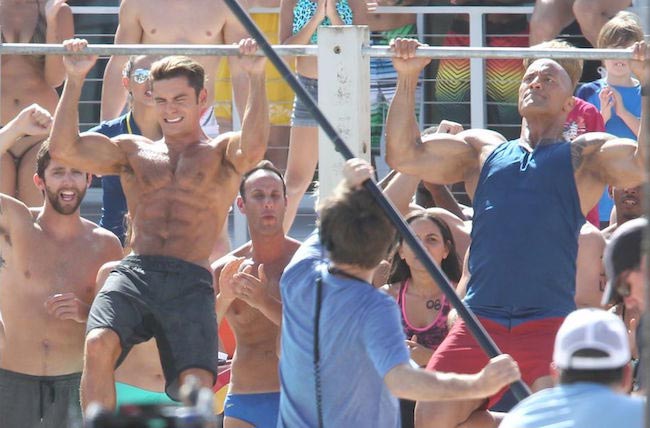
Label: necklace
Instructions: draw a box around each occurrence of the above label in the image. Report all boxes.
[327,266,369,285]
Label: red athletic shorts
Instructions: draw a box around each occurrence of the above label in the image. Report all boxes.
[426,316,564,409]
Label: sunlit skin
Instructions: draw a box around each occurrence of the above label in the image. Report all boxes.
[213,169,300,427]
[518,59,575,125]
[0,157,122,377]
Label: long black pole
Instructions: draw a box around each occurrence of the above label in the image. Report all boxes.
[222,0,531,401]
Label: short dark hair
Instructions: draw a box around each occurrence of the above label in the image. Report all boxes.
[239,160,286,200]
[319,184,396,269]
[36,140,51,179]
[150,56,205,98]
[559,349,625,386]
[388,211,462,284]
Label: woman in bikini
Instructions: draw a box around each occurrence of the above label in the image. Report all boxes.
[279,0,367,231]
[0,0,73,205]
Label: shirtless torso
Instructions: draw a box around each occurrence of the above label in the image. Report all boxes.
[0,209,121,375]
[101,0,249,122]
[0,0,73,206]
[215,239,298,393]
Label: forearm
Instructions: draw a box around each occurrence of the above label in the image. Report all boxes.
[383,172,419,215]
[0,121,27,154]
[229,61,250,123]
[387,364,487,401]
[385,72,421,170]
[424,183,467,220]
[282,16,323,44]
[44,23,66,87]
[100,57,129,121]
[50,77,84,159]
[216,294,234,325]
[618,108,641,137]
[239,74,269,166]
[634,89,649,172]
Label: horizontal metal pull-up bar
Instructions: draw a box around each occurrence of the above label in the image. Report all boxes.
[0,42,636,60]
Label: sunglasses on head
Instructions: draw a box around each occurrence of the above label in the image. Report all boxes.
[131,68,150,84]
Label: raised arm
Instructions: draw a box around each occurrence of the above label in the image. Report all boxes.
[385,39,490,186]
[0,194,33,246]
[49,39,129,176]
[582,42,650,189]
[100,0,143,121]
[43,0,75,88]
[225,39,269,174]
[224,1,251,129]
[0,104,52,156]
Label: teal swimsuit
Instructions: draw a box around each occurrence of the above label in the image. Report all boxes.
[292,0,354,44]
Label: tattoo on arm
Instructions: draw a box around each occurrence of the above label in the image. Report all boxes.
[571,138,605,171]
[0,253,5,271]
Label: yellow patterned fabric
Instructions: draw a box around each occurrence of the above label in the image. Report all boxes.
[213,13,295,126]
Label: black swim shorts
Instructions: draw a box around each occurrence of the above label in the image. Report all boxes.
[86,255,218,400]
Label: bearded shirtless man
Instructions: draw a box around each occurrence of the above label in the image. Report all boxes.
[0,105,122,428]
[49,38,269,413]
[213,161,300,428]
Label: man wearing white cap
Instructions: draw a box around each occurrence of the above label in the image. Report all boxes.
[500,308,644,428]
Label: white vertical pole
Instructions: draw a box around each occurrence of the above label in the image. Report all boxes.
[318,26,371,200]
[469,11,486,129]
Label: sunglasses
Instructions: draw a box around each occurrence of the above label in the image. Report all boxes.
[131,68,150,84]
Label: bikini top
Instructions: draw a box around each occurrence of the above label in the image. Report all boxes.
[292,0,353,44]
[397,279,451,352]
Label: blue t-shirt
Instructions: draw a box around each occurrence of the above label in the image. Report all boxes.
[277,231,410,428]
[465,140,584,326]
[89,112,141,244]
[576,79,641,140]
[500,382,645,428]
[576,79,641,221]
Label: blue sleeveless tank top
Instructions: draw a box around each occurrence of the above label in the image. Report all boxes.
[464,139,584,327]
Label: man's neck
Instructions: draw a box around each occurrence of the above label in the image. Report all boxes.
[328,262,375,284]
[36,206,84,238]
[131,105,162,141]
[249,231,289,263]
[521,119,565,148]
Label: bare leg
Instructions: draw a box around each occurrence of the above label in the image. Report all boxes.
[283,125,319,232]
[573,0,632,47]
[81,328,122,414]
[223,416,255,428]
[414,398,485,428]
[529,0,576,45]
[0,153,17,199]
[16,141,44,207]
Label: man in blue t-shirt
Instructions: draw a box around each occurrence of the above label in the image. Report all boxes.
[277,159,521,428]
[386,38,650,428]
[501,308,644,428]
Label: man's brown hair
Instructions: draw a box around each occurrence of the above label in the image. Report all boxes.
[318,183,396,269]
[36,140,51,179]
[150,56,205,98]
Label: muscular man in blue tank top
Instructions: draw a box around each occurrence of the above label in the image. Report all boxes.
[385,38,649,428]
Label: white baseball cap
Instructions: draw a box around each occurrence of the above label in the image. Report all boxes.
[553,308,630,370]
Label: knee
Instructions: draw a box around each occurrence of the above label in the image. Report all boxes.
[85,329,121,362]
[572,0,600,22]
[415,401,464,428]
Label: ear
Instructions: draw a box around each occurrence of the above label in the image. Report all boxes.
[443,240,451,260]
[33,173,44,191]
[608,185,614,198]
[122,75,131,91]
[236,195,245,214]
[199,88,208,107]
[85,173,93,189]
